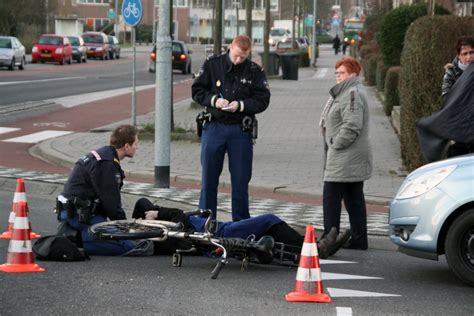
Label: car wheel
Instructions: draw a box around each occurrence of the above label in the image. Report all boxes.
[77,56,82,63]
[116,54,120,59]
[445,209,474,287]
[60,57,65,65]
[8,58,14,71]
[19,57,25,70]
[109,52,114,60]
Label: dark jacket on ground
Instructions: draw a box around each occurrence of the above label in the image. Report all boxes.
[62,146,126,220]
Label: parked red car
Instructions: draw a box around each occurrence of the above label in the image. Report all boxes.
[31,34,73,65]
[82,32,110,60]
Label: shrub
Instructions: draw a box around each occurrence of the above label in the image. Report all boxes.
[377,3,450,67]
[359,41,379,60]
[375,60,388,92]
[383,66,400,116]
[362,53,379,86]
[399,15,474,170]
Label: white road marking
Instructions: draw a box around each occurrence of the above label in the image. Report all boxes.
[322,272,382,280]
[0,127,20,135]
[0,76,86,86]
[320,259,357,264]
[3,130,73,143]
[312,67,328,79]
[336,307,353,316]
[327,288,401,297]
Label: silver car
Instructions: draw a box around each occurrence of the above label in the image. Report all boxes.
[389,154,474,286]
[0,36,26,70]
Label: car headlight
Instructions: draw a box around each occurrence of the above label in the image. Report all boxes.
[55,48,63,54]
[32,46,38,53]
[395,165,457,199]
[96,47,103,51]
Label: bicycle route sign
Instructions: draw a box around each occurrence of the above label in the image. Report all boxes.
[122,0,143,27]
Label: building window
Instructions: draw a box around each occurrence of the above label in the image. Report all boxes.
[174,0,188,7]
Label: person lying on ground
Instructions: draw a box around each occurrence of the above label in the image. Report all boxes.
[132,198,350,259]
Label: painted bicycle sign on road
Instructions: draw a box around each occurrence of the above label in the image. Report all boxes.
[122,0,143,27]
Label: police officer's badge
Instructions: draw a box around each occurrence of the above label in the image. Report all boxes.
[216,80,221,87]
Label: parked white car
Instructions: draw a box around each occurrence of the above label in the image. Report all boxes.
[0,36,26,70]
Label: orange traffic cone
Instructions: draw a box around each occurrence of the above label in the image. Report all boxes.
[0,201,45,273]
[0,178,40,240]
[285,225,331,303]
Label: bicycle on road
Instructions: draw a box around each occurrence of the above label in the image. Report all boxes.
[89,210,300,279]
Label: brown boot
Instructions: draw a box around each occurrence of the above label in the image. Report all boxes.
[318,227,337,259]
[328,229,351,257]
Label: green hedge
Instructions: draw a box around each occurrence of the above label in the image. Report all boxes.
[362,53,379,86]
[376,60,388,92]
[377,3,450,67]
[399,16,474,170]
[383,66,400,116]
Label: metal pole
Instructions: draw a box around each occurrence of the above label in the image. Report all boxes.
[115,0,119,38]
[263,0,269,71]
[132,27,137,126]
[152,0,156,45]
[154,0,172,188]
[311,0,317,66]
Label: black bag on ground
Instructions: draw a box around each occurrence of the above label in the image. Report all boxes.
[33,235,88,261]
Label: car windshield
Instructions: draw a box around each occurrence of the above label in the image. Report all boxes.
[82,35,103,44]
[0,38,12,48]
[39,36,63,46]
[271,29,287,36]
[68,37,80,46]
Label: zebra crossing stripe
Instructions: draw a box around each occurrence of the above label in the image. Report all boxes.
[0,127,20,135]
[3,130,73,143]
[327,287,401,297]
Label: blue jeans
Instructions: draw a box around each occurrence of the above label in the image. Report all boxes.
[199,122,253,221]
[60,211,138,256]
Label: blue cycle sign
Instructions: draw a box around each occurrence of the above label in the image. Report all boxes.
[122,0,143,27]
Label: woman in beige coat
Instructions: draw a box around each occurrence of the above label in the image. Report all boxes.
[319,57,372,250]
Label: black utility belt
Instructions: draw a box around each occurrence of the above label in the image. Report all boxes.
[55,195,100,223]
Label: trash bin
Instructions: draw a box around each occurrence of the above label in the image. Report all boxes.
[259,51,279,76]
[278,53,299,80]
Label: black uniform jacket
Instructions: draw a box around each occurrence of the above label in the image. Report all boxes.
[416,63,474,162]
[191,52,270,124]
[62,146,126,220]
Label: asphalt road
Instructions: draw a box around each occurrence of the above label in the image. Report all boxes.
[0,179,473,315]
[0,46,206,106]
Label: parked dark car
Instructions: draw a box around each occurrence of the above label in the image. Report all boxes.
[32,34,73,65]
[0,36,26,70]
[82,32,109,60]
[67,35,87,63]
[149,40,192,74]
[107,35,120,59]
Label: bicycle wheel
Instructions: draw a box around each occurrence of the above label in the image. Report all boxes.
[90,219,167,240]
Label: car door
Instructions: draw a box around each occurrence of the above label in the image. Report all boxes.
[15,38,25,61]
[11,38,19,63]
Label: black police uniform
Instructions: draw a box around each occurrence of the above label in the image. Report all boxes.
[59,146,137,256]
[192,52,270,221]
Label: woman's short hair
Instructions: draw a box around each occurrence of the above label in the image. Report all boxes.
[456,36,474,54]
[335,57,362,76]
[110,124,139,149]
[232,35,252,51]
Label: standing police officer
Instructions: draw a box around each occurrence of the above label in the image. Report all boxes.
[192,35,271,221]
[57,125,152,256]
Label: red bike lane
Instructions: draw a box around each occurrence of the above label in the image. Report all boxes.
[0,80,193,175]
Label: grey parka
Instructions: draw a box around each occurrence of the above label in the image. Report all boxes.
[322,76,373,182]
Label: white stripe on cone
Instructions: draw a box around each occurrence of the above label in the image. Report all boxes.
[12,217,29,229]
[301,242,319,257]
[8,240,33,253]
[8,211,15,222]
[13,192,27,203]
[296,267,323,282]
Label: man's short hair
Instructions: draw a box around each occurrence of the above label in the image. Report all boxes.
[110,125,138,149]
[232,35,252,51]
[456,36,474,54]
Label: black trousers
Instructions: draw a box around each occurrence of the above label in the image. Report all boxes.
[323,181,368,249]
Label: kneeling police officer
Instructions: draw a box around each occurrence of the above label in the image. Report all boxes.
[192,35,271,222]
[56,124,152,256]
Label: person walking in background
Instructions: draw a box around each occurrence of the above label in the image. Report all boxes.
[333,34,341,55]
[319,57,373,250]
[192,35,271,222]
[441,36,474,102]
